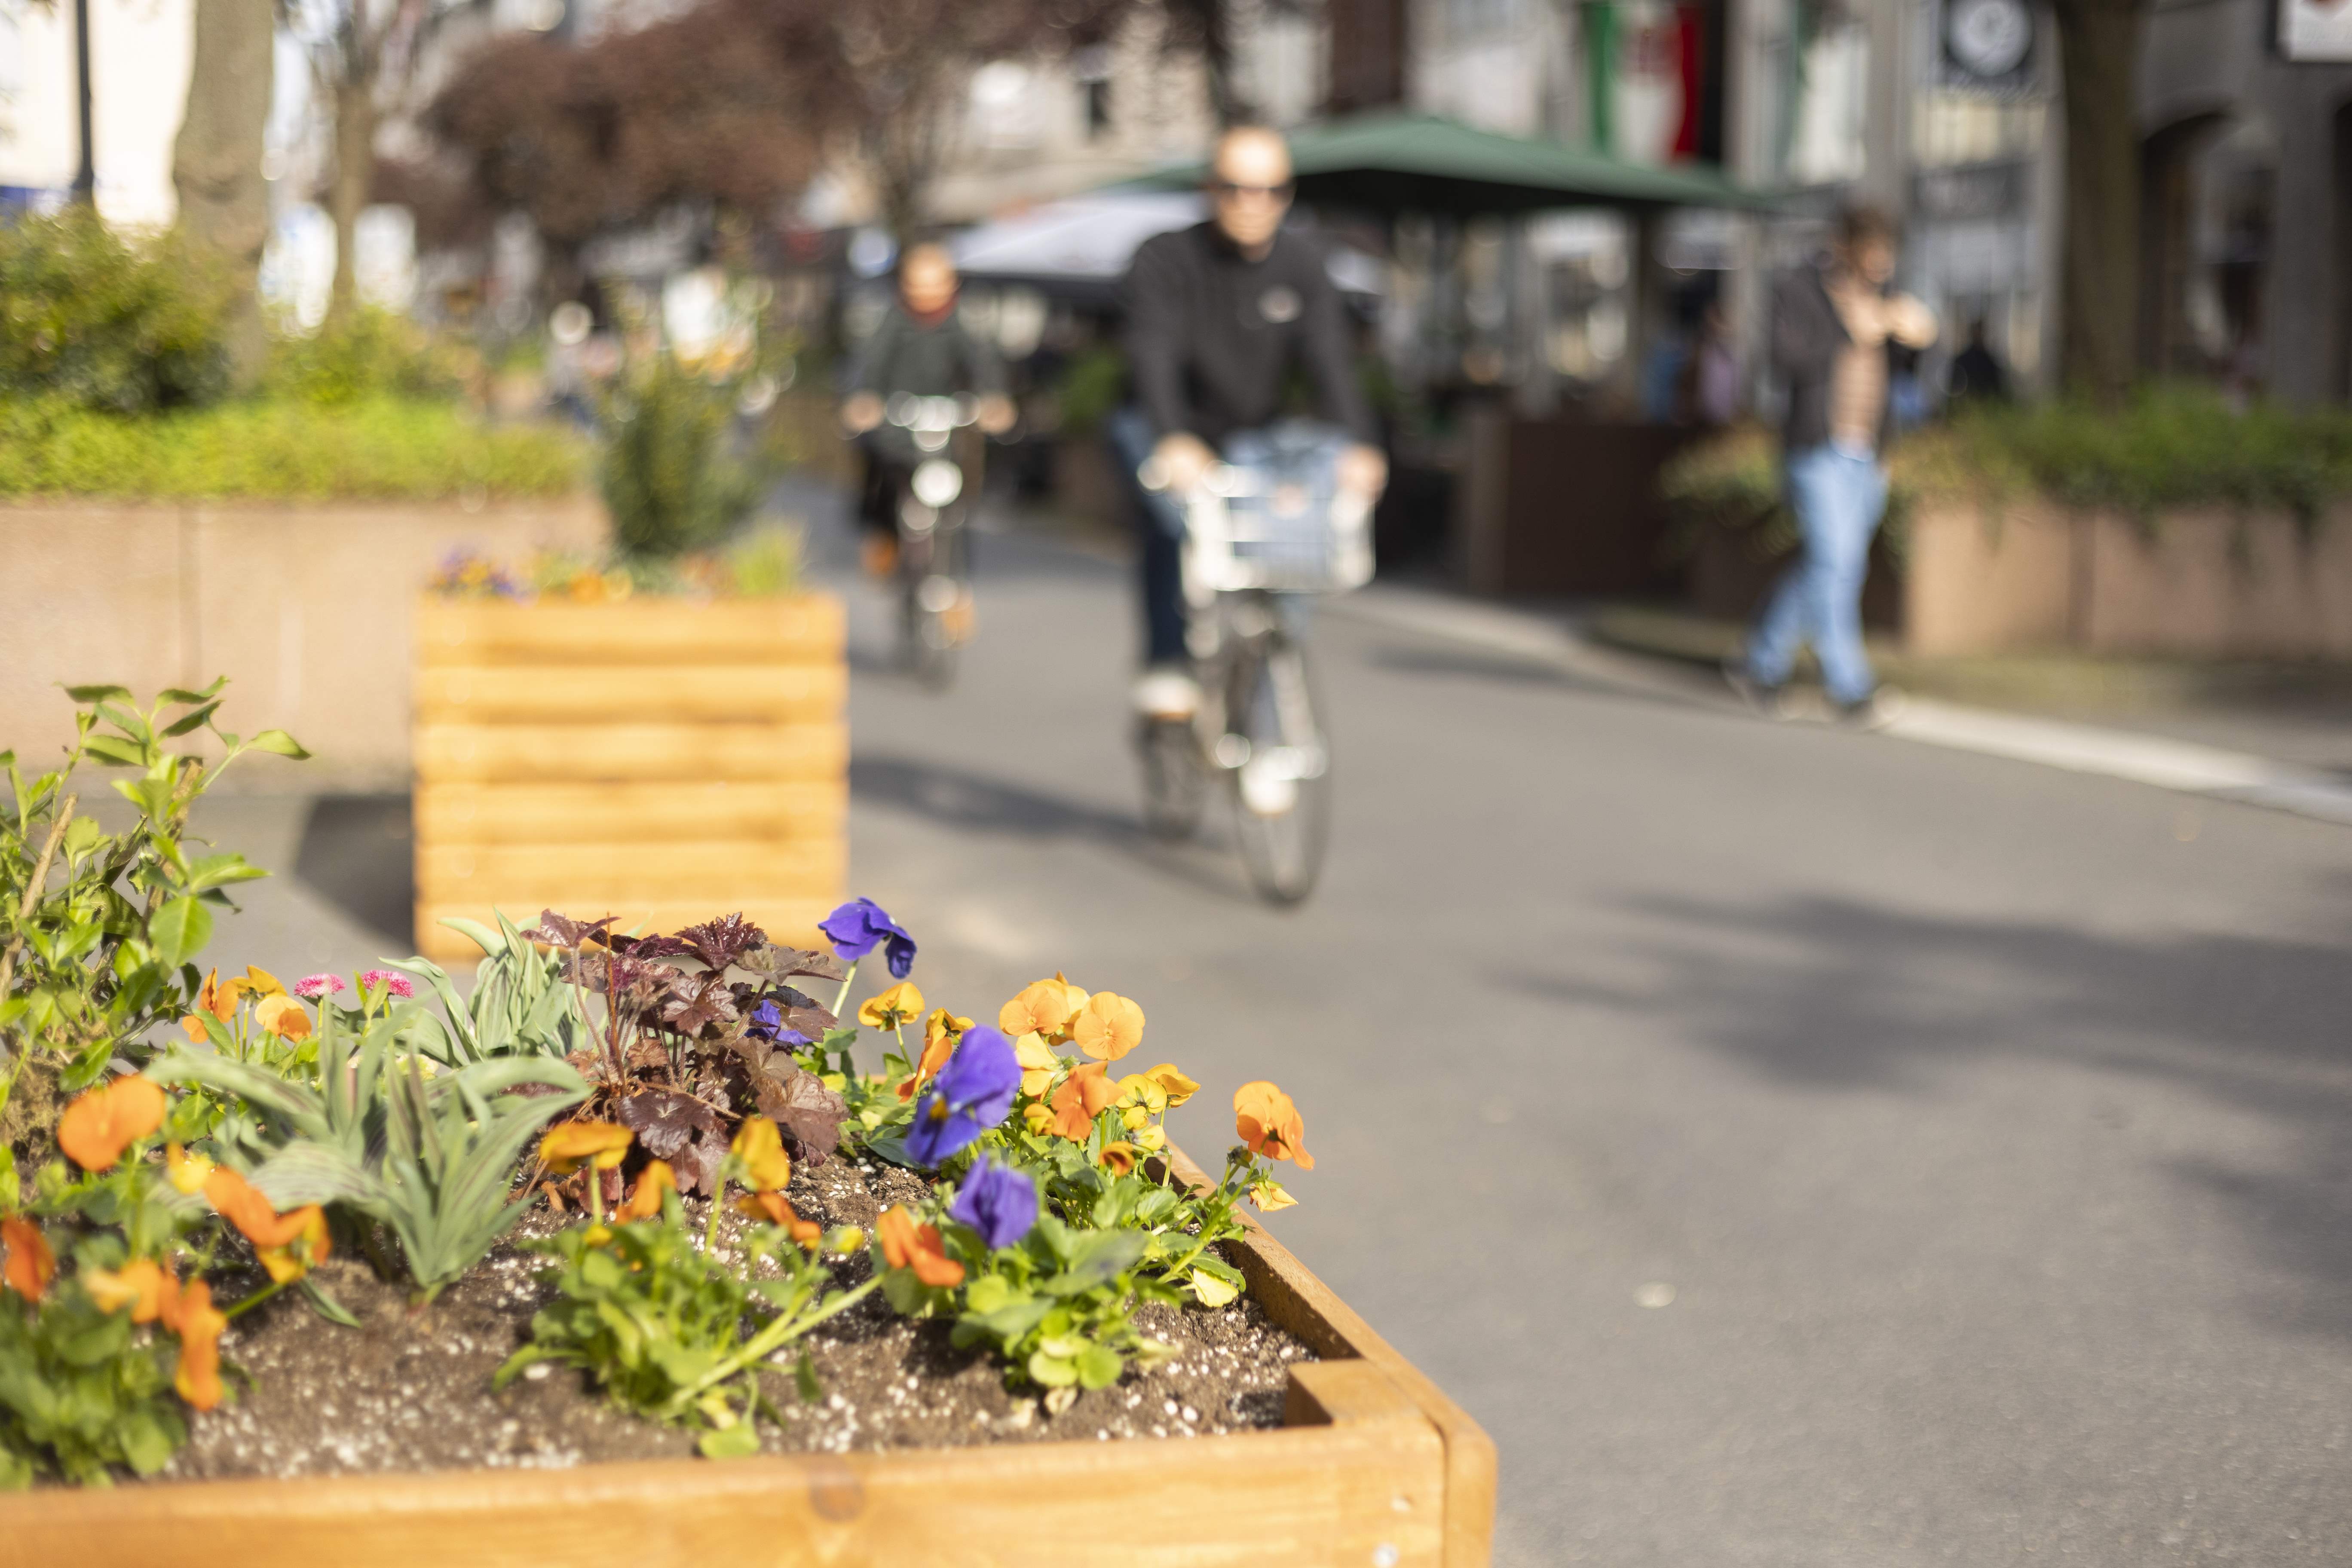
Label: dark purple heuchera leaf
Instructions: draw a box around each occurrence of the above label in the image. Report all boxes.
[659,972,739,1037]
[524,910,619,950]
[751,1058,848,1166]
[615,1088,724,1158]
[737,944,849,985]
[615,933,692,960]
[674,913,767,973]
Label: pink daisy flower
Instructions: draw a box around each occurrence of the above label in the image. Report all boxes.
[360,969,416,998]
[291,973,349,999]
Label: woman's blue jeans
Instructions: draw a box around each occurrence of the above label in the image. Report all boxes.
[1746,443,1886,706]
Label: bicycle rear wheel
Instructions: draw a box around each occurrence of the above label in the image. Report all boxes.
[1225,634,1330,903]
[1137,716,1207,841]
[900,509,967,690]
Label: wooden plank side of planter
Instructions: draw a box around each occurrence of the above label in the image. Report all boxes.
[417,599,844,668]
[1186,1155,1499,1568]
[414,781,846,846]
[415,723,846,784]
[412,898,836,959]
[416,840,845,903]
[0,1412,1443,1568]
[416,665,847,724]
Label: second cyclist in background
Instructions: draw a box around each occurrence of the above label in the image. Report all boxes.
[842,244,1015,643]
[1111,126,1388,720]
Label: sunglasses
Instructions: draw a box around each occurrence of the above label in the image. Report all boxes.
[1210,179,1294,201]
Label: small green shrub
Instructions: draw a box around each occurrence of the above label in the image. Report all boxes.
[1053,345,1126,437]
[600,359,761,560]
[260,308,472,407]
[0,397,585,501]
[0,209,230,414]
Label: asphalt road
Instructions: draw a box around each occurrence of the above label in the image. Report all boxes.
[194,504,2352,1565]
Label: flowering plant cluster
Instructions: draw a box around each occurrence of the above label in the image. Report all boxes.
[428,530,802,606]
[0,872,1313,1481]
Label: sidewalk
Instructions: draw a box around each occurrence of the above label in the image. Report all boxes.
[1325,586,2352,829]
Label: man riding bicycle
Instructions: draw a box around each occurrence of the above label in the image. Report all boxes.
[1114,126,1389,720]
[842,242,1014,582]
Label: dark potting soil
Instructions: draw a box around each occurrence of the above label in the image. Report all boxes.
[159,1156,1315,1482]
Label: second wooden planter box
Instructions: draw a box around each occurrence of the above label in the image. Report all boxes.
[412,595,848,960]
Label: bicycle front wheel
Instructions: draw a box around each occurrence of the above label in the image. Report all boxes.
[1225,634,1331,903]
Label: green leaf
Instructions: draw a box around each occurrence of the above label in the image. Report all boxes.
[248,730,312,760]
[78,735,146,769]
[794,1349,822,1405]
[158,678,229,704]
[184,853,266,894]
[1075,1344,1125,1389]
[698,1421,761,1459]
[1026,1350,1078,1387]
[148,896,212,969]
[159,701,222,737]
[298,1276,366,1329]
[63,684,132,703]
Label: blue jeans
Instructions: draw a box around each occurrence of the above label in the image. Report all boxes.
[1746,444,1885,706]
[1105,407,1189,666]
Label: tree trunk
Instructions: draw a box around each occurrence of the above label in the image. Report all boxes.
[328,74,377,324]
[2052,0,2143,406]
[171,0,273,387]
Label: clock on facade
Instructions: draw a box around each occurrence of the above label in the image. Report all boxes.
[1945,0,2034,81]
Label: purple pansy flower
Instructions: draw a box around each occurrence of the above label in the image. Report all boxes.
[819,897,916,980]
[292,973,348,1000]
[905,1026,1019,1167]
[948,1155,1038,1250]
[747,998,812,1048]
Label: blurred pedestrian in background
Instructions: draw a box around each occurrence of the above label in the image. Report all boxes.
[1681,299,1742,428]
[841,242,1014,579]
[1730,205,1936,723]
[1946,314,2011,406]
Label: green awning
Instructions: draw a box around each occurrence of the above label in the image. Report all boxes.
[1116,110,1773,216]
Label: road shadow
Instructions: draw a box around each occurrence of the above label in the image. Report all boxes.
[1514,882,2352,1340]
[292,794,413,947]
[850,753,1256,903]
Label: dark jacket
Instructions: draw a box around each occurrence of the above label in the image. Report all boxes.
[852,302,1004,400]
[1770,262,1867,454]
[1122,221,1375,448]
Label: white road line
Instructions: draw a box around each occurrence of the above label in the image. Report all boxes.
[1332,584,2352,827]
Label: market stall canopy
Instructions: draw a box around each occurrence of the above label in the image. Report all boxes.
[1115,110,1773,216]
[951,189,1383,303]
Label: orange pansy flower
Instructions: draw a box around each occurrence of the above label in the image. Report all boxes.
[1071,992,1145,1063]
[616,1159,677,1222]
[1099,1141,1139,1176]
[1142,1063,1200,1106]
[85,1257,180,1323]
[998,975,1088,1044]
[539,1121,634,1173]
[895,1009,971,1100]
[196,968,246,1022]
[876,1205,965,1288]
[202,1165,326,1252]
[1,1216,55,1302]
[169,1278,229,1411]
[1234,1081,1314,1170]
[56,1074,168,1172]
[729,1116,793,1193]
[1047,1061,1121,1142]
[736,1190,822,1246]
[253,993,312,1042]
[165,1142,214,1195]
[857,980,926,1031]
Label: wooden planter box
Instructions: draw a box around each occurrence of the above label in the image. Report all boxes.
[413,596,848,960]
[0,1150,1496,1567]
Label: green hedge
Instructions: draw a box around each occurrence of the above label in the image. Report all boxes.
[1661,387,2352,570]
[0,397,588,502]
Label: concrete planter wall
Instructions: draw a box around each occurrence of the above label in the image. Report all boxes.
[0,499,602,787]
[1904,501,2352,658]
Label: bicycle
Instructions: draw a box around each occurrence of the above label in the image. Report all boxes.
[875,392,984,689]
[1133,424,1375,905]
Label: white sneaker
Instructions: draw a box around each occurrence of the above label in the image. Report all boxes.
[1131,666,1202,720]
